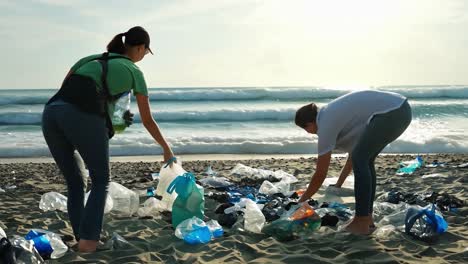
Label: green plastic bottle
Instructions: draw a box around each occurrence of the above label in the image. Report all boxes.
[111,92,131,133]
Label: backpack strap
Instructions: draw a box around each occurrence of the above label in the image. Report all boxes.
[96,52,132,138]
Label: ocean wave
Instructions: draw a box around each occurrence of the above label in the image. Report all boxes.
[1,86,467,105]
[1,103,467,125]
[149,86,468,101]
[1,134,467,157]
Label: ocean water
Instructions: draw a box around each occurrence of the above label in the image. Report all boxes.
[0,86,467,157]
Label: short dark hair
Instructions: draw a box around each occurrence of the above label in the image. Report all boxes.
[295,103,318,128]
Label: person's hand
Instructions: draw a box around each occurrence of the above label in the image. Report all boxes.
[123,110,134,127]
[163,148,175,167]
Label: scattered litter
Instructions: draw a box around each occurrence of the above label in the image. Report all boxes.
[101,232,130,250]
[39,192,68,212]
[202,165,218,176]
[244,199,266,233]
[262,203,321,241]
[405,204,448,243]
[146,187,155,197]
[231,164,297,183]
[397,156,423,175]
[151,173,159,180]
[421,173,446,179]
[199,176,233,189]
[108,182,139,216]
[137,197,164,218]
[425,161,445,168]
[25,229,68,259]
[175,217,221,244]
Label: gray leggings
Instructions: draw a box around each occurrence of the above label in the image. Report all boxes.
[352,100,412,216]
[42,103,110,241]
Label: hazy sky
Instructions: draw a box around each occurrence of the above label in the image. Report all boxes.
[1,0,467,89]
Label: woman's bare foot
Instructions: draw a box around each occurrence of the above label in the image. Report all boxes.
[344,216,373,235]
[78,239,98,252]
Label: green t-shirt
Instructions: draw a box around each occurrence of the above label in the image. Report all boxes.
[70,53,148,97]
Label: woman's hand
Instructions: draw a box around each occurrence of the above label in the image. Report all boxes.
[163,147,175,164]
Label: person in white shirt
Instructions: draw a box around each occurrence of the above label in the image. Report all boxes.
[295,90,412,235]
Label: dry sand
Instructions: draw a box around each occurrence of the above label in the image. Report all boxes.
[0,154,467,263]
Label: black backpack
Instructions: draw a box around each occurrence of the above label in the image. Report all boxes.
[47,52,132,138]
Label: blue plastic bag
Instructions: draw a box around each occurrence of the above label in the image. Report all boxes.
[174,217,214,245]
[397,156,423,175]
[25,230,53,257]
[167,172,205,228]
[405,204,448,242]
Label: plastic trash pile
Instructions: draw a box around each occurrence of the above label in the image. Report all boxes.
[0,227,68,263]
[379,189,464,212]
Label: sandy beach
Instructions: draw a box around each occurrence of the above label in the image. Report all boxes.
[0,153,466,264]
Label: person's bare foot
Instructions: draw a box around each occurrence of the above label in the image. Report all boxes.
[344,216,373,235]
[78,239,98,252]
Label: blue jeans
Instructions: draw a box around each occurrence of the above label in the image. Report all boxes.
[42,102,110,240]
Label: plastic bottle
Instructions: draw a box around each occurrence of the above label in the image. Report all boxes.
[107,182,139,216]
[39,192,68,212]
[111,91,131,133]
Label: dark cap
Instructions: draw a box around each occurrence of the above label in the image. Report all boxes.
[124,26,153,54]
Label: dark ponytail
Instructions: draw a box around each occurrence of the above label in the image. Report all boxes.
[107,33,126,54]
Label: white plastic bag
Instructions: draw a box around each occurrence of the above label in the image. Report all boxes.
[258,180,290,195]
[156,162,186,211]
[244,199,265,233]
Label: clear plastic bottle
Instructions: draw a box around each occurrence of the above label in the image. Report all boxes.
[111,91,131,133]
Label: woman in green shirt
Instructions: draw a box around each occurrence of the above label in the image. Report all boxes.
[42,26,174,252]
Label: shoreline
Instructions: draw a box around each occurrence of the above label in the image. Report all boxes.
[0,152,460,164]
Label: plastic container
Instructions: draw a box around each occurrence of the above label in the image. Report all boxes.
[111,91,131,133]
[156,162,186,211]
[107,182,139,216]
[39,192,68,212]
